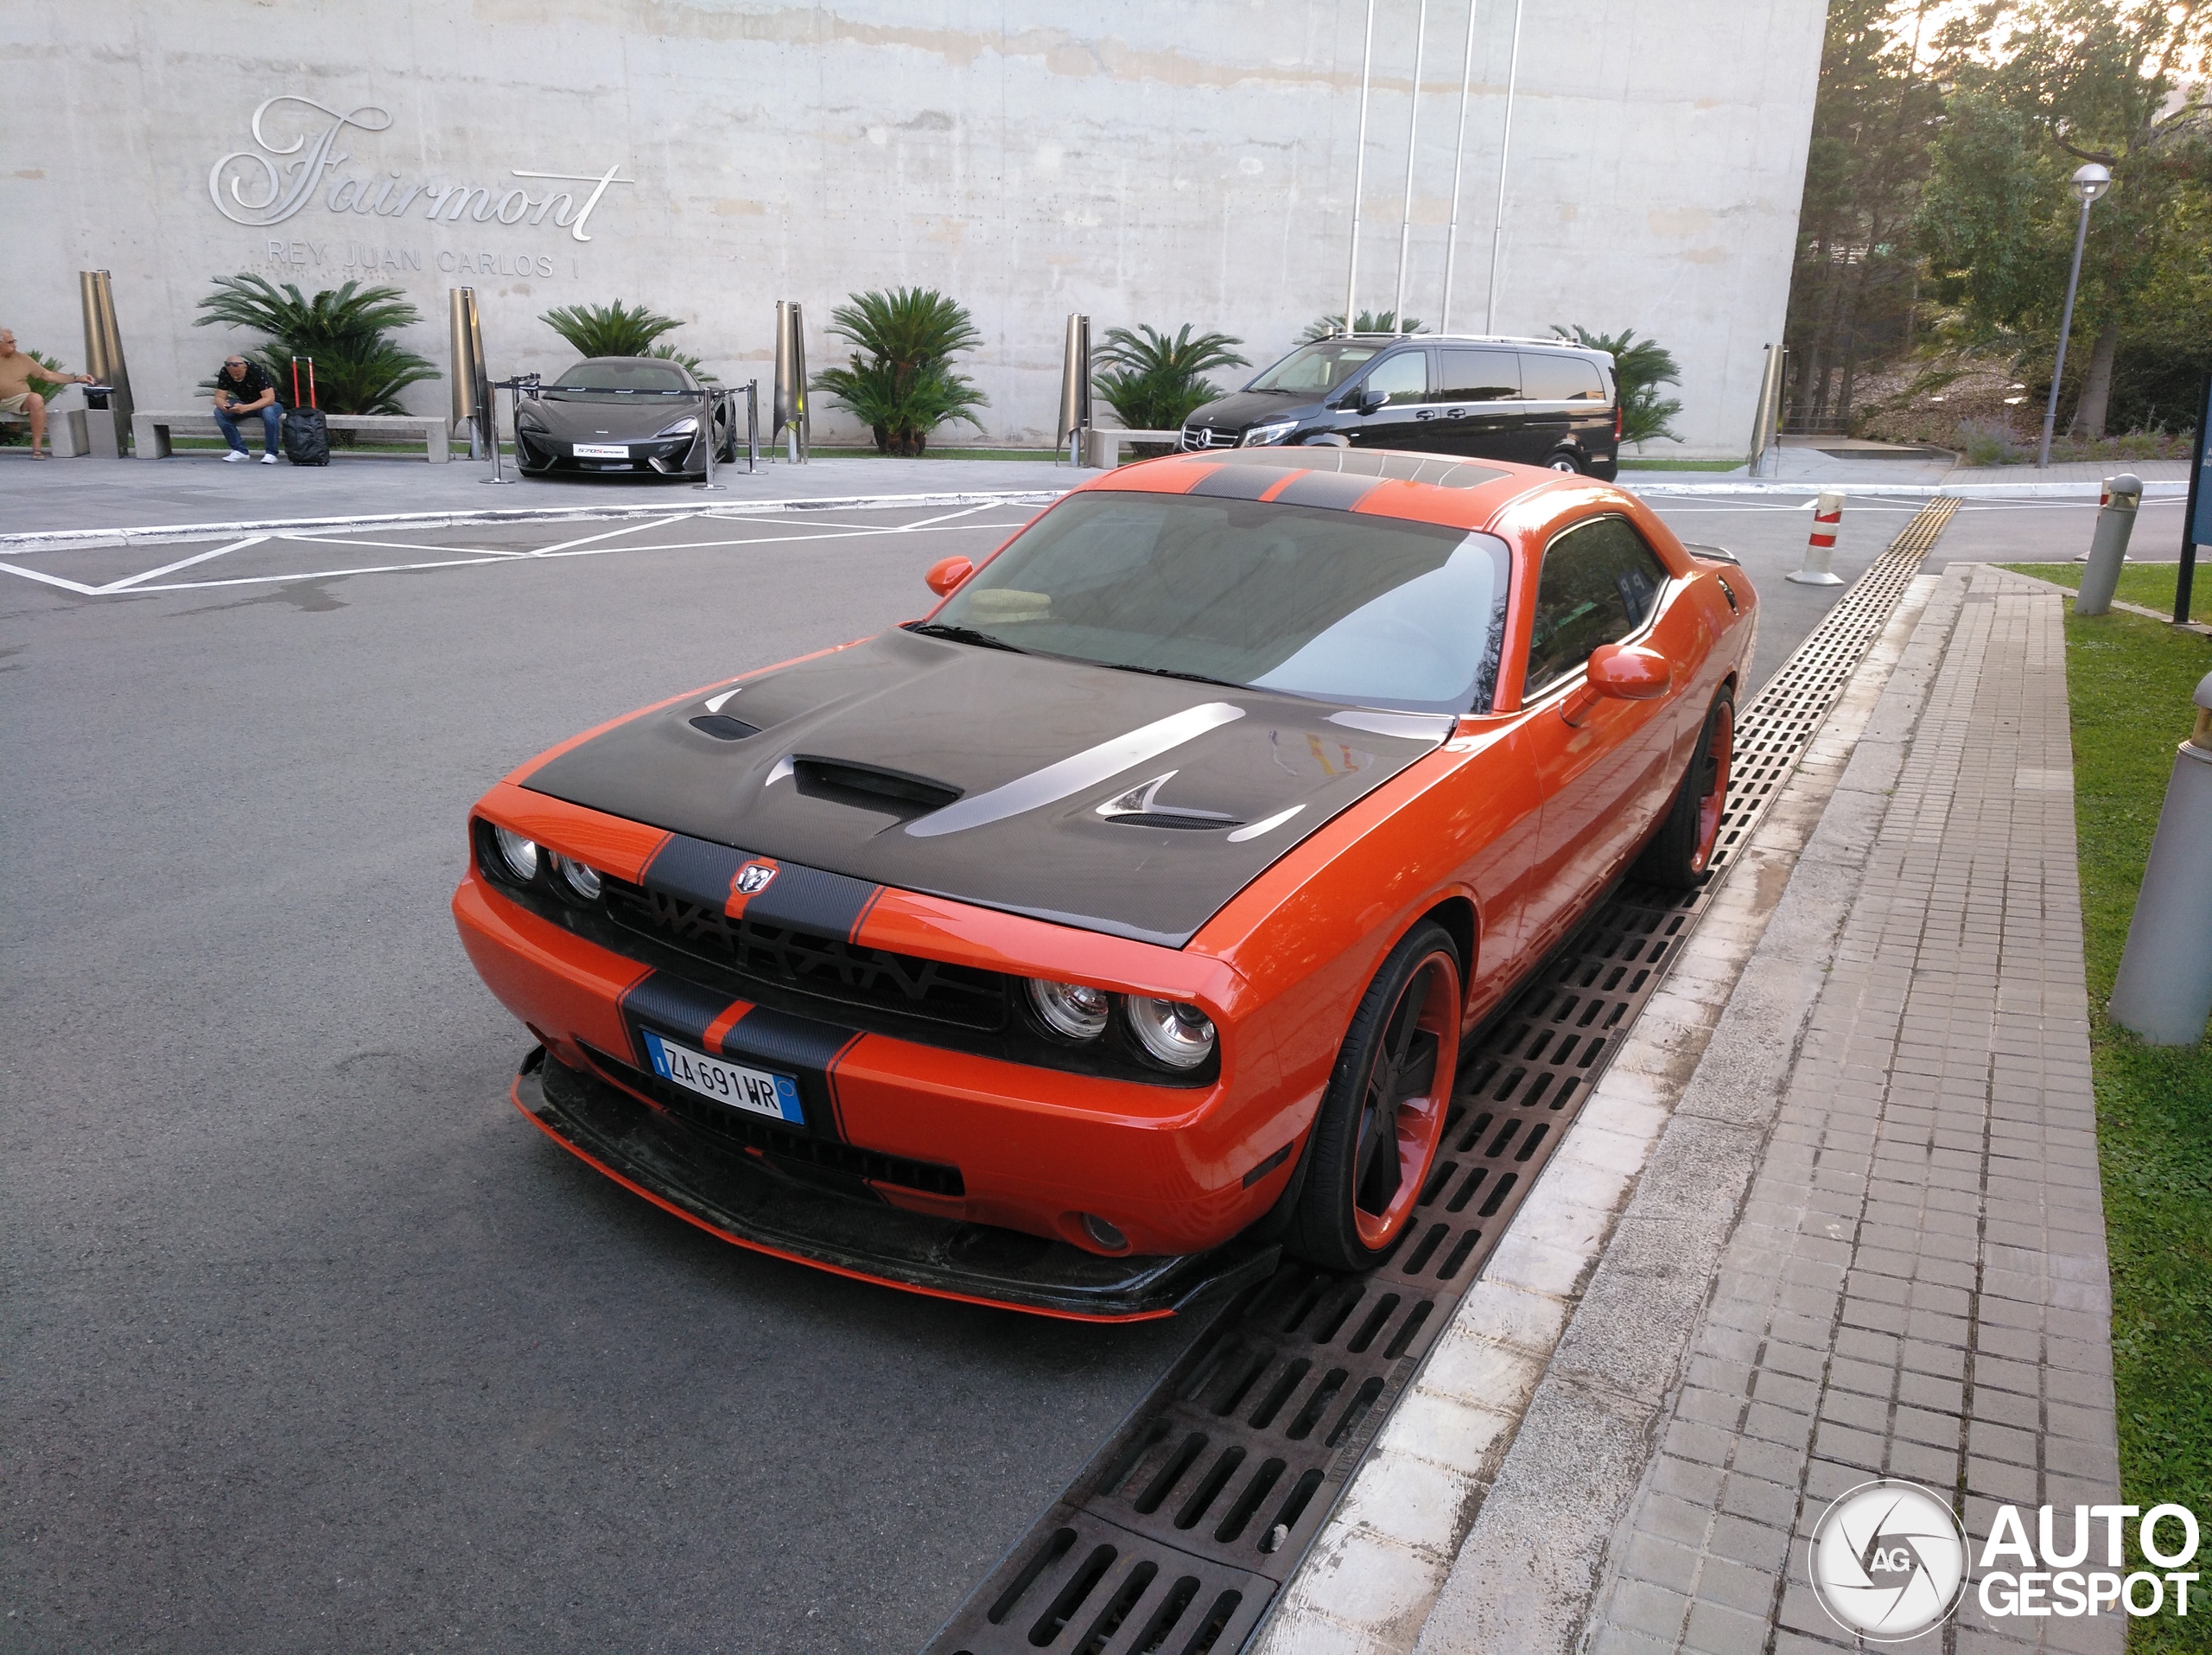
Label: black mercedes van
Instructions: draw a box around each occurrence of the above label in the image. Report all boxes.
[1179,333,1620,478]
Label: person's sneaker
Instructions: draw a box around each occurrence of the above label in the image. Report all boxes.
[260,452,279,465]
[222,450,249,463]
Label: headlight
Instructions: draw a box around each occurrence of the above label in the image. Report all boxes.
[1027,978,1110,1041]
[551,854,603,901]
[654,416,700,437]
[490,825,539,882]
[1126,996,1217,1070]
[1241,419,1298,447]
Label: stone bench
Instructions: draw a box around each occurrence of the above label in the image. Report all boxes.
[2,384,92,456]
[131,409,450,462]
[1082,428,1183,468]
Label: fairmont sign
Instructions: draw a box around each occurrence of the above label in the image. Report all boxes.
[208,96,632,241]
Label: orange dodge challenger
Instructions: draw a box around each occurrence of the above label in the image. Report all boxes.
[453,447,1755,1320]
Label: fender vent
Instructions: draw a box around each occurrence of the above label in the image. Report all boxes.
[793,756,963,817]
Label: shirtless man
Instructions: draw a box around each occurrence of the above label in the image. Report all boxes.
[0,329,96,459]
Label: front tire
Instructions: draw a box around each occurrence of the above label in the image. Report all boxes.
[1287,921,1462,1270]
[1633,690,1735,888]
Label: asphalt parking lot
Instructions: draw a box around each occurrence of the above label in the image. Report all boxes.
[0,488,2123,1652]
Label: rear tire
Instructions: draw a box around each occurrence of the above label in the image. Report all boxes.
[1545,449,1583,474]
[1633,689,1735,888]
[1287,922,1462,1271]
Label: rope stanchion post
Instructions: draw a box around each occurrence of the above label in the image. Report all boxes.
[694,385,726,492]
[1788,488,1847,585]
[746,378,760,474]
[2072,473,2141,614]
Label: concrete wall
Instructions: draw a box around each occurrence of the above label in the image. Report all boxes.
[0,1,1827,455]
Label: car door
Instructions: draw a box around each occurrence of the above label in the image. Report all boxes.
[1339,346,1433,451]
[1516,516,1684,955]
[1518,352,1608,468]
[1429,347,1526,461]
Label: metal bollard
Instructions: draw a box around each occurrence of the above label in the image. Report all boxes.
[746,379,760,473]
[2071,474,2142,613]
[1788,489,1847,584]
[2108,670,2212,1045]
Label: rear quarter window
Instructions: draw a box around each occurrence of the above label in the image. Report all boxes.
[1520,353,1608,403]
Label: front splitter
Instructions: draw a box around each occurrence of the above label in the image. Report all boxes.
[512,1047,1280,1321]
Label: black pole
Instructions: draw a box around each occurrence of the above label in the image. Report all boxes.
[2178,372,2210,627]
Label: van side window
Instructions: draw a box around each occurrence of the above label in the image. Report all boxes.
[1362,350,1430,406]
[1438,347,1522,402]
[1524,517,1669,695]
[1520,353,1608,402]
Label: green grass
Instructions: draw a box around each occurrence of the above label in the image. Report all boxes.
[806,444,1063,461]
[2058,606,2212,1650]
[1617,457,1745,472]
[2005,562,2212,626]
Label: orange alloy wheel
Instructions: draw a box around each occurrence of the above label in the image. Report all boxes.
[1351,946,1461,1251]
[1689,699,1735,875]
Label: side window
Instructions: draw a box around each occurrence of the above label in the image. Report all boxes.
[1520,353,1608,402]
[1362,349,1430,406]
[1438,347,1522,402]
[1523,517,1670,695]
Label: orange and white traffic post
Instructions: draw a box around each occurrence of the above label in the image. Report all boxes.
[1789,489,1847,585]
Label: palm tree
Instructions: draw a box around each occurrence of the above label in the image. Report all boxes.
[540,301,683,358]
[1300,310,1427,341]
[812,288,988,455]
[1091,324,1249,434]
[1552,325,1683,445]
[194,274,438,415]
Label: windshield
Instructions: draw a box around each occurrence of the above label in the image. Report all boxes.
[552,360,692,393]
[1248,341,1389,397]
[930,492,1510,715]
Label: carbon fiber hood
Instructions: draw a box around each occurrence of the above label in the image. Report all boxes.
[523,628,1454,945]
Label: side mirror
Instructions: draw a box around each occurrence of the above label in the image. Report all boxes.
[1586,644,1673,700]
[1357,387,1388,416]
[925,556,974,597]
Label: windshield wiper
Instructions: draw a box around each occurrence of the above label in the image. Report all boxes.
[904,621,1027,653]
[1097,662,1248,690]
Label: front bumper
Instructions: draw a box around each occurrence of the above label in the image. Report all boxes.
[516,1046,1280,1320]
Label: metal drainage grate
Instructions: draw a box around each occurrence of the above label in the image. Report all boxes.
[923,501,1959,1655]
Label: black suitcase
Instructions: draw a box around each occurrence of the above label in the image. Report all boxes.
[283,357,330,466]
[282,406,329,466]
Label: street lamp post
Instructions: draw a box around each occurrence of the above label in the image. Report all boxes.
[2037,162,2113,469]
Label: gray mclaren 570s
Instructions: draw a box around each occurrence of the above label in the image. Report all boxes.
[513,356,735,481]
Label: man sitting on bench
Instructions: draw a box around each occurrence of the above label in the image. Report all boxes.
[1,328,96,460]
[213,353,282,464]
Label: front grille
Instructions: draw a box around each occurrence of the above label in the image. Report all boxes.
[1181,424,1217,450]
[603,876,1009,1032]
[581,1043,965,1197]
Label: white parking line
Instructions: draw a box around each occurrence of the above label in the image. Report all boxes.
[98,535,270,592]
[522,513,699,558]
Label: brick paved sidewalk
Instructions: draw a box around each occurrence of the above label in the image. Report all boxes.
[1414,563,2118,1653]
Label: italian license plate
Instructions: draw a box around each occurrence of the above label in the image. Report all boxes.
[641,1030,804,1125]
[572,442,629,459]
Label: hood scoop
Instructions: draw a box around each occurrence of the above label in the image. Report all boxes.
[690,715,760,742]
[792,755,963,821]
[1094,773,1243,831]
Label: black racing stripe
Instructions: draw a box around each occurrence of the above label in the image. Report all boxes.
[620,969,739,1066]
[741,861,881,943]
[1271,469,1385,511]
[720,1005,865,1139]
[644,833,747,911]
[1189,463,1295,501]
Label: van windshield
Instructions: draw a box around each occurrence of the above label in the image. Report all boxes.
[927,492,1511,715]
[1247,341,1388,396]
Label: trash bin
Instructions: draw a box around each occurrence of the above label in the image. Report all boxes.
[81,385,124,459]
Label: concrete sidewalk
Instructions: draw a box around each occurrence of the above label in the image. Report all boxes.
[1414,563,2113,1653]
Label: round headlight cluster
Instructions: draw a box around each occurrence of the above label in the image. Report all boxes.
[551,854,603,901]
[490,825,539,882]
[1024,978,1217,1071]
[1127,996,1218,1071]
[1027,977,1111,1041]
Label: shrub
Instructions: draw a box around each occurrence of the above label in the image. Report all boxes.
[194,275,438,415]
[812,287,987,455]
[540,300,683,359]
[1553,325,1682,446]
[1091,324,1249,434]
[1300,310,1425,341]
